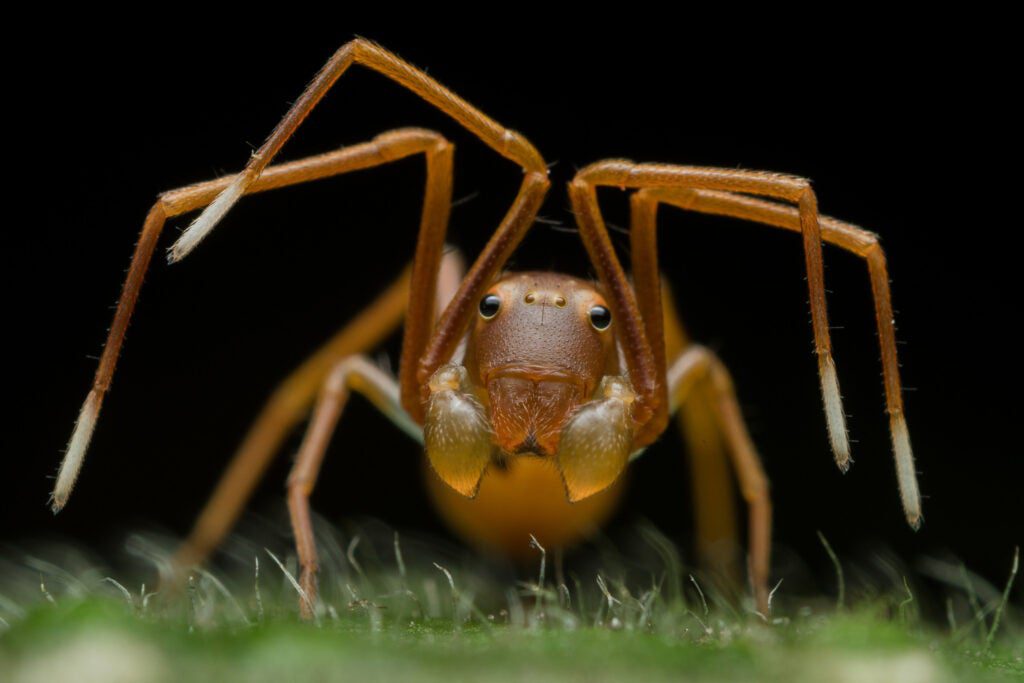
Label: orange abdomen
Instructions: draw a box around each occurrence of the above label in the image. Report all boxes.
[424,457,625,562]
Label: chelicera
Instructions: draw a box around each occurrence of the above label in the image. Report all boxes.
[52,40,921,618]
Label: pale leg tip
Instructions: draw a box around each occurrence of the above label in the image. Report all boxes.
[906,511,922,531]
[819,354,851,468]
[50,496,66,515]
[167,228,202,263]
[54,391,101,514]
[166,238,193,264]
[891,414,922,528]
[169,173,249,262]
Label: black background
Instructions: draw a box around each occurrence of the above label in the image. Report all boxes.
[5,17,1020,593]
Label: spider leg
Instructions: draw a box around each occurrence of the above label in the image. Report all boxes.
[162,39,550,421]
[570,162,847,468]
[629,186,773,613]
[171,250,465,592]
[285,247,467,619]
[54,128,454,512]
[633,187,920,527]
[667,344,772,616]
[171,39,545,261]
[286,356,415,619]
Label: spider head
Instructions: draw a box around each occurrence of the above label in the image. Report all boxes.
[422,272,634,500]
[469,272,619,456]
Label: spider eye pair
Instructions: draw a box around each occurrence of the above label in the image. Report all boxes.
[478,294,611,330]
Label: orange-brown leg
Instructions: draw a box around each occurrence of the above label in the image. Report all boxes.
[632,187,920,528]
[171,250,466,572]
[287,251,467,618]
[667,344,772,616]
[164,39,551,422]
[287,357,414,619]
[53,128,454,512]
[60,40,553,513]
[571,163,847,469]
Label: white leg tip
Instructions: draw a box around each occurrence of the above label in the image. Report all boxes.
[819,354,851,471]
[167,174,248,263]
[891,414,922,529]
[52,391,101,513]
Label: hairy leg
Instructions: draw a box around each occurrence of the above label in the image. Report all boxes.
[571,163,846,469]
[162,39,550,421]
[633,187,920,527]
[55,129,454,512]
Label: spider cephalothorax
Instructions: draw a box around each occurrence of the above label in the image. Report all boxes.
[424,271,633,501]
[54,40,921,619]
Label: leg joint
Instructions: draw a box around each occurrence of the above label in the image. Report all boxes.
[323,357,363,395]
[287,472,314,494]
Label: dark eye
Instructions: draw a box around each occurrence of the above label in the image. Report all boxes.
[479,294,501,319]
[589,305,612,330]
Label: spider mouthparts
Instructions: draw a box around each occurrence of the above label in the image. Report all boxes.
[423,367,493,498]
[556,383,633,503]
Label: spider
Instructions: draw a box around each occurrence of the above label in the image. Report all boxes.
[52,39,921,617]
